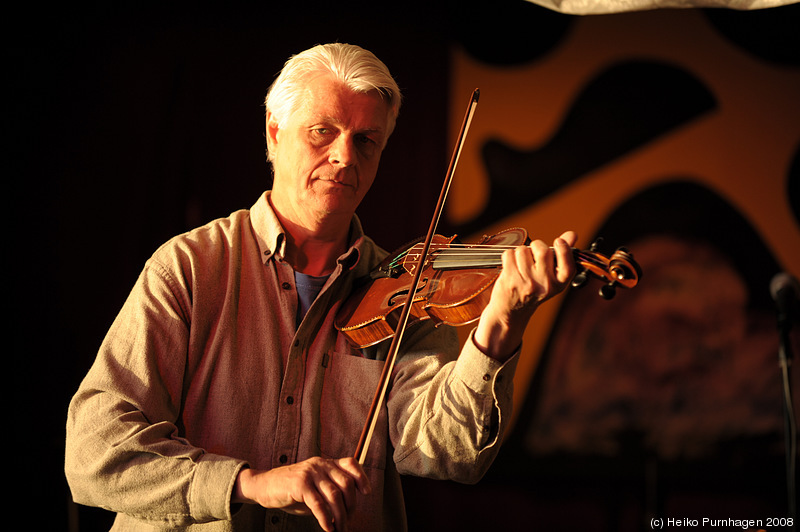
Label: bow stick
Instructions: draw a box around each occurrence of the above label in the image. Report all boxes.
[354,88,481,465]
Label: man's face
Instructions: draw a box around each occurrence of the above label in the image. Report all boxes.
[267,75,393,225]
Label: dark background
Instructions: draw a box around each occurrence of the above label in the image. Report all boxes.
[9,1,799,530]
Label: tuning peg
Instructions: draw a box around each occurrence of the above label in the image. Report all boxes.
[571,271,588,289]
[599,282,616,300]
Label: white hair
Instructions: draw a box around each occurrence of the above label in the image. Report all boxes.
[264,43,402,160]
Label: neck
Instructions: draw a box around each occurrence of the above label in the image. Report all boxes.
[269,197,351,276]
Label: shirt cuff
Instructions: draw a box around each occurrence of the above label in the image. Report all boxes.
[188,453,250,522]
[453,328,520,395]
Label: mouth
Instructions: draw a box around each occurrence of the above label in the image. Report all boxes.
[315,173,356,190]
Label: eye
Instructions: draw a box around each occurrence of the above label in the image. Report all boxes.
[308,127,335,146]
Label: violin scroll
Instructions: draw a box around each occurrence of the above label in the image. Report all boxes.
[570,240,642,299]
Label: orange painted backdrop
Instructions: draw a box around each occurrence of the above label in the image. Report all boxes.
[448,7,800,439]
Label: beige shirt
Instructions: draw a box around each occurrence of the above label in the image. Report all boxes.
[65,191,518,531]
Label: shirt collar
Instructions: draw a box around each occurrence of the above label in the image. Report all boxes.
[250,190,364,272]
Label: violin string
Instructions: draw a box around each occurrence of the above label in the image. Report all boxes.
[387,244,511,267]
[389,244,608,269]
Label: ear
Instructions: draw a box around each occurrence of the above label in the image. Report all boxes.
[265,111,280,156]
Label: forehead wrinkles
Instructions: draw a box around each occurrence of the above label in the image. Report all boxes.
[293,78,389,134]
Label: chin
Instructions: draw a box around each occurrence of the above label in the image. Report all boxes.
[314,197,358,217]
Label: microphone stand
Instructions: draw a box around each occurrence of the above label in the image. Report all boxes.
[777,312,796,530]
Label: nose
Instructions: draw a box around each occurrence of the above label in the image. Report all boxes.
[329,135,356,167]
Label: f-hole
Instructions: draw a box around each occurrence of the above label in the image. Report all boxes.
[388,278,429,306]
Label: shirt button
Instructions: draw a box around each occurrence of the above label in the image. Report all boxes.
[282,282,291,290]
[279,454,288,464]
[271,515,280,524]
[482,374,491,382]
[286,396,294,405]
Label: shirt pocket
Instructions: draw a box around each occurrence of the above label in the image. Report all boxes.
[318,341,388,471]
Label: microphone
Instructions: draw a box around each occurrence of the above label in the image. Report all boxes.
[771,272,800,330]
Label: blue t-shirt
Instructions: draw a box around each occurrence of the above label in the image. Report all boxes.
[294,272,329,326]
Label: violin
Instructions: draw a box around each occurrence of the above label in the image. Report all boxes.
[335,228,642,349]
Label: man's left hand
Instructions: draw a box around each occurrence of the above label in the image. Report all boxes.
[473,230,578,361]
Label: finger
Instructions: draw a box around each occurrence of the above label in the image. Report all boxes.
[321,457,372,529]
[335,457,371,496]
[529,240,555,285]
[500,247,534,306]
[559,230,578,248]
[500,247,522,279]
[317,477,348,532]
[530,239,552,264]
[303,484,336,532]
[553,237,576,284]
[324,466,358,522]
[293,460,341,532]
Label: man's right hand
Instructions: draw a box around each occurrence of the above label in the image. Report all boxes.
[233,456,371,532]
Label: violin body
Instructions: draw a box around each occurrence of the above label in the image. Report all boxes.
[336,228,528,348]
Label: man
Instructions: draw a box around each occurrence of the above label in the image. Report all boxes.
[65,43,577,531]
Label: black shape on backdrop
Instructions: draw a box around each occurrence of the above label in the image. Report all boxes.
[456,61,717,236]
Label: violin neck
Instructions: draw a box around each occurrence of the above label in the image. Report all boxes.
[431,251,503,270]
[428,245,585,271]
